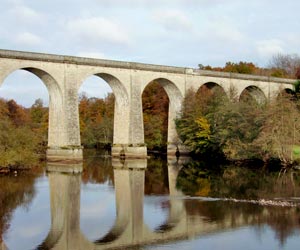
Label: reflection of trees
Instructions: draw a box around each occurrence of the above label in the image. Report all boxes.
[81,150,113,185]
[177,161,300,245]
[266,207,300,246]
[177,162,300,199]
[184,199,300,245]
[0,172,39,242]
[144,157,169,195]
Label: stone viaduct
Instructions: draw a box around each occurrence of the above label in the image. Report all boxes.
[0,49,295,160]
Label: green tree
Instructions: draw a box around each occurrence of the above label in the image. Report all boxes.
[176,86,266,160]
[0,119,40,169]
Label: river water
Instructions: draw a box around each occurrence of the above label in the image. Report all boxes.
[1,151,300,250]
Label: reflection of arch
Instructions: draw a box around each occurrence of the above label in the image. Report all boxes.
[0,67,65,147]
[94,224,126,243]
[239,85,266,104]
[94,165,146,244]
[35,166,83,250]
[154,159,185,233]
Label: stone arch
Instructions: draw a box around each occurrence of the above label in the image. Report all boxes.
[142,78,184,154]
[0,67,65,148]
[79,73,129,106]
[278,88,295,97]
[78,73,130,149]
[197,82,227,97]
[239,85,266,104]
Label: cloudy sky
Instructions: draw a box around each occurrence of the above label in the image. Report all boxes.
[0,0,299,106]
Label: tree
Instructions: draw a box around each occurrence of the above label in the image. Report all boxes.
[0,118,40,169]
[0,98,8,119]
[223,61,257,74]
[78,93,114,148]
[7,99,30,127]
[176,86,267,161]
[269,53,300,78]
[254,93,300,166]
[142,81,169,151]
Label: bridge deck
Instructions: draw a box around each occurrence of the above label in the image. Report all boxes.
[0,49,295,84]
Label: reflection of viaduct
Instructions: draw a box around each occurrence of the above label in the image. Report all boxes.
[0,49,295,159]
[34,159,298,250]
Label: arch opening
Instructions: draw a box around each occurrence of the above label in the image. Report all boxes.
[78,73,129,153]
[196,82,226,100]
[0,67,63,165]
[142,80,169,153]
[277,88,297,101]
[239,85,266,105]
[142,78,183,154]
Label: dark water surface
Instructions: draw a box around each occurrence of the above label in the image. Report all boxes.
[1,152,300,250]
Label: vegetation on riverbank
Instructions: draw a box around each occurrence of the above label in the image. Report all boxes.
[0,99,47,171]
[175,81,300,167]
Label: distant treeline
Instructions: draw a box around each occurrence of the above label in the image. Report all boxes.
[198,53,300,79]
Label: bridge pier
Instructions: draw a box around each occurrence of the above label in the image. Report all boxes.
[37,164,94,250]
[111,74,148,159]
[47,70,83,161]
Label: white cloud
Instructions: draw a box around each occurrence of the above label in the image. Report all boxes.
[152,9,192,32]
[10,5,43,23]
[93,0,230,8]
[201,17,245,43]
[15,32,42,46]
[67,17,131,46]
[256,39,284,58]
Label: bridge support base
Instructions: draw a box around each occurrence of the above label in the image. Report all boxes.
[112,145,148,159]
[46,147,83,161]
[167,144,190,157]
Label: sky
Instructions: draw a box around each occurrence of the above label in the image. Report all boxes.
[0,0,300,107]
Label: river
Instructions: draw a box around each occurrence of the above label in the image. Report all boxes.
[0,150,300,250]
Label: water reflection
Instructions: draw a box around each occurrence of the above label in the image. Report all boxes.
[1,157,300,249]
[0,171,41,250]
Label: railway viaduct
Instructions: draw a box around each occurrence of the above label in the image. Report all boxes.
[0,49,295,160]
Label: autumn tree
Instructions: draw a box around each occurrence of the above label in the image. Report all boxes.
[79,92,114,148]
[6,99,30,127]
[0,98,48,169]
[142,81,169,151]
[223,61,257,74]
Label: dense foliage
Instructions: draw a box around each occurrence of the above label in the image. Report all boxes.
[79,92,114,148]
[142,81,169,151]
[176,83,300,166]
[0,98,47,170]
